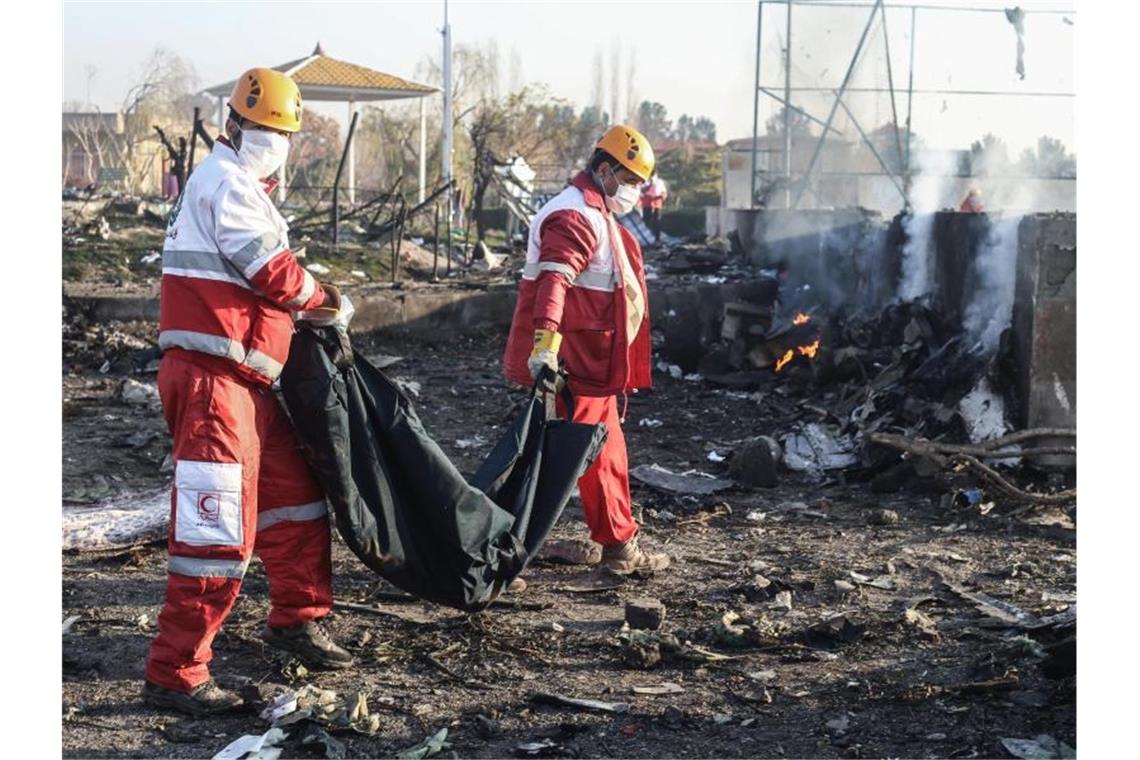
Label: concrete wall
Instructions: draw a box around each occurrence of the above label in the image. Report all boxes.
[1012,213,1076,445]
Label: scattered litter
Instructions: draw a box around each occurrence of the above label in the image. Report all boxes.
[745,510,767,522]
[63,489,170,552]
[706,451,725,463]
[747,669,777,684]
[868,508,899,526]
[1000,735,1075,759]
[393,377,422,398]
[631,682,685,696]
[139,251,161,265]
[958,377,1012,445]
[455,434,488,450]
[656,362,683,380]
[683,373,703,382]
[516,739,560,756]
[801,614,866,648]
[625,597,667,630]
[211,728,286,760]
[259,692,298,723]
[638,418,663,428]
[834,580,856,594]
[781,424,858,473]
[395,728,450,759]
[770,590,793,611]
[363,354,405,369]
[530,692,630,714]
[630,464,733,495]
[940,578,1043,628]
[305,262,331,276]
[63,615,81,635]
[904,607,941,642]
[825,714,850,733]
[849,570,896,590]
[350,270,367,279]
[119,378,160,407]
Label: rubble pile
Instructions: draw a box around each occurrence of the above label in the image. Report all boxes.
[668,294,1074,503]
[62,299,159,375]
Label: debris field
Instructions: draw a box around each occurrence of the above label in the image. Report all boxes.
[62,314,1076,759]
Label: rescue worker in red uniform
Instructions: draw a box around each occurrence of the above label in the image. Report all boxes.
[639,171,669,245]
[503,125,671,574]
[143,68,355,716]
[960,186,985,213]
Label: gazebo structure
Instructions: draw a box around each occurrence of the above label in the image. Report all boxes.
[205,43,437,205]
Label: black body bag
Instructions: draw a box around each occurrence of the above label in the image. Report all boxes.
[278,326,607,612]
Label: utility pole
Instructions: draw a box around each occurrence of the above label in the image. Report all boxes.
[783,0,792,208]
[750,2,763,209]
[904,6,917,199]
[442,0,454,232]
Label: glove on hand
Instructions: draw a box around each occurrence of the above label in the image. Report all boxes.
[298,284,355,331]
[527,329,562,380]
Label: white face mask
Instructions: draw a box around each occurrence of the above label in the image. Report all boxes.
[597,166,641,215]
[235,128,290,179]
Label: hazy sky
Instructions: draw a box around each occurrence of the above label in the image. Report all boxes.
[62,0,1076,155]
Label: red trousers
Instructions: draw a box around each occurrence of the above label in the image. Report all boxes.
[145,352,333,692]
[558,394,638,545]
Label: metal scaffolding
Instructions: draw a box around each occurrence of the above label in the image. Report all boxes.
[747,0,1077,211]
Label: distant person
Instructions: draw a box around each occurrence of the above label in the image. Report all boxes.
[502,124,670,575]
[639,171,669,245]
[154,126,187,200]
[960,187,985,213]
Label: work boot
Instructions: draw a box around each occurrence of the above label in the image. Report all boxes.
[142,679,244,717]
[601,535,671,575]
[260,619,354,670]
[538,539,602,566]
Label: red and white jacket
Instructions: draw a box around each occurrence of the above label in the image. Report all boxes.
[159,139,325,386]
[503,171,652,397]
[640,176,668,211]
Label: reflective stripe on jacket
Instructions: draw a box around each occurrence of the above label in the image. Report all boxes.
[159,140,325,385]
[503,171,652,397]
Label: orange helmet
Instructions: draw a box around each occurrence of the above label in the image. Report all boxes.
[595,124,655,181]
[228,67,303,133]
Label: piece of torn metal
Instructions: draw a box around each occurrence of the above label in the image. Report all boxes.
[1000,735,1076,760]
[630,464,734,495]
[395,728,450,760]
[212,728,287,760]
[781,423,858,473]
[530,692,631,713]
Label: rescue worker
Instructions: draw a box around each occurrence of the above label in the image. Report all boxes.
[143,68,354,716]
[639,171,669,245]
[503,125,671,575]
[960,186,985,213]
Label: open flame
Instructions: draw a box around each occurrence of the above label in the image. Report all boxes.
[797,338,821,358]
[773,311,822,372]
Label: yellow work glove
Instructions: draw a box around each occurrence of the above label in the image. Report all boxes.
[527,329,562,380]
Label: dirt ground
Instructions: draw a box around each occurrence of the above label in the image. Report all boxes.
[61,322,1076,759]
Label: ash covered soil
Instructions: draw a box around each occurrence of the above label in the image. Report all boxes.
[62,323,1076,759]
